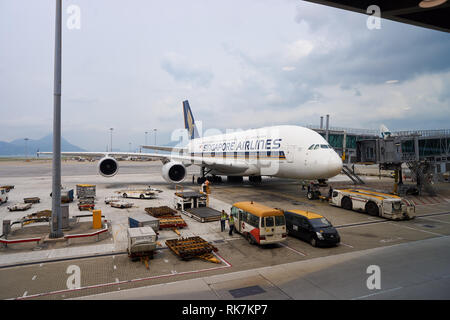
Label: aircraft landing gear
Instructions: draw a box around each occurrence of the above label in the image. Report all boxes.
[197,167,222,184]
[249,176,262,183]
[227,176,243,183]
[306,180,328,200]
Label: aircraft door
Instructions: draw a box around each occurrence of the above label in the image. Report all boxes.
[284,145,295,163]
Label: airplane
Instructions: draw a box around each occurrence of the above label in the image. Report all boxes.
[39,100,343,184]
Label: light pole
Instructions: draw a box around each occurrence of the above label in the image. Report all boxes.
[24,138,29,160]
[109,128,113,152]
[145,131,148,145]
[129,142,132,152]
[153,129,157,145]
[50,0,63,238]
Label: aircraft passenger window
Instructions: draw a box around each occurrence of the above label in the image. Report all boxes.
[314,144,320,150]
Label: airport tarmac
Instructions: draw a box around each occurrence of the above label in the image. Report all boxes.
[0,160,449,300]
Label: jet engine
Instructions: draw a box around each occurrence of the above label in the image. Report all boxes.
[98,157,119,177]
[162,161,186,183]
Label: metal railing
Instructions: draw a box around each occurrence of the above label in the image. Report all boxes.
[392,129,450,137]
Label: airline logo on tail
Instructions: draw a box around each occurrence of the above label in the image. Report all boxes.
[183,100,200,140]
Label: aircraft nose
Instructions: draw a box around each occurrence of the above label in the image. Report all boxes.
[327,152,343,177]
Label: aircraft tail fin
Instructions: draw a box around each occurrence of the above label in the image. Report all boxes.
[380,124,392,138]
[183,100,199,140]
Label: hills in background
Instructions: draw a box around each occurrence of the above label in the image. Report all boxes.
[0,134,85,156]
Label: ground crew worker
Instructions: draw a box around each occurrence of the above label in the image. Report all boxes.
[205,180,210,194]
[220,210,227,232]
[200,181,206,193]
[228,214,235,236]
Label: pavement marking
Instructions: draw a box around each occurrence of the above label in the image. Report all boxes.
[13,252,232,300]
[352,287,403,300]
[32,275,37,281]
[380,237,403,243]
[387,222,444,237]
[39,264,43,267]
[113,265,117,270]
[340,242,354,248]
[417,216,450,225]
[164,259,169,263]
[22,291,27,297]
[279,242,306,256]
[115,278,119,283]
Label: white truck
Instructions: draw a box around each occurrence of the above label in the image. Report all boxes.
[0,188,8,204]
[330,188,415,220]
[118,187,162,199]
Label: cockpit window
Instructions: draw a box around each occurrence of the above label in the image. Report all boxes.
[320,144,329,149]
[314,144,320,150]
[308,144,315,150]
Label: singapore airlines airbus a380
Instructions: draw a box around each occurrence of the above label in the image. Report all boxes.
[40,100,343,184]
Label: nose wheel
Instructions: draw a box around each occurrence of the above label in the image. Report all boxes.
[306,180,328,200]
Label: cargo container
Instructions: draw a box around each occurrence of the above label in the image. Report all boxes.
[128,213,160,232]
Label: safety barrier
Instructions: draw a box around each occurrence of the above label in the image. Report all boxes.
[64,222,109,244]
[0,237,42,247]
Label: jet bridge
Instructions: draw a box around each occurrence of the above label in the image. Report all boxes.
[356,130,450,195]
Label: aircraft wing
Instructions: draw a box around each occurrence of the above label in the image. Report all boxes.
[141,145,186,153]
[37,151,165,159]
[37,151,250,171]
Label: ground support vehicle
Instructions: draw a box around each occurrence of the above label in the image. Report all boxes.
[7,203,32,212]
[174,191,207,211]
[165,236,220,263]
[78,198,95,211]
[127,227,157,268]
[76,184,96,199]
[0,188,8,204]
[145,206,178,217]
[129,214,160,233]
[284,209,340,247]
[330,188,415,220]
[118,187,162,199]
[24,197,40,204]
[230,201,287,245]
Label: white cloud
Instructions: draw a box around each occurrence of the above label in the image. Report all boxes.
[282,66,296,71]
[286,39,314,61]
[386,80,399,84]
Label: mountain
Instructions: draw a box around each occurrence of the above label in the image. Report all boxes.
[0,134,85,156]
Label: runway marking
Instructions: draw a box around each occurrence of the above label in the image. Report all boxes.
[13,252,232,300]
[22,291,27,297]
[113,265,117,270]
[279,243,306,256]
[32,275,37,281]
[352,286,403,300]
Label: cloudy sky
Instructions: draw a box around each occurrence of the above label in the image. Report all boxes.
[1,0,450,151]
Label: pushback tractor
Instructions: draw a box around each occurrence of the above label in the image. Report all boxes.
[330,188,415,220]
